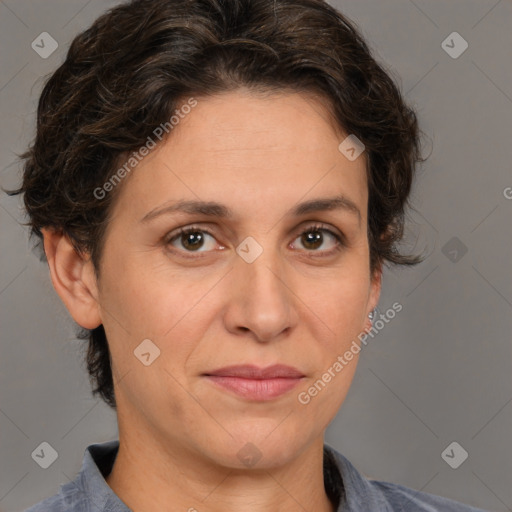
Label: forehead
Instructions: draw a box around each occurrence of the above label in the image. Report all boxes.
[110,89,368,224]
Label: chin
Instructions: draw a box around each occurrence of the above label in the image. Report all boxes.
[200,427,310,470]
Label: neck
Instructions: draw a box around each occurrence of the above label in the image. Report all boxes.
[106,431,336,512]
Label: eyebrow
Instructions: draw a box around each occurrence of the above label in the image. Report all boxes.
[140,195,361,225]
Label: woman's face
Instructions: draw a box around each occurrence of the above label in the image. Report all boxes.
[96,89,381,468]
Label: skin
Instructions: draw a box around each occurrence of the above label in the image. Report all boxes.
[42,88,381,512]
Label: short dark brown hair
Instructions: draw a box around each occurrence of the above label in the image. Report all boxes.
[6,0,424,412]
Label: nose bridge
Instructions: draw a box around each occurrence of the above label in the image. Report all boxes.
[236,232,287,289]
[227,233,297,339]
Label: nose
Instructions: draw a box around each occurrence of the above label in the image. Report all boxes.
[222,244,299,343]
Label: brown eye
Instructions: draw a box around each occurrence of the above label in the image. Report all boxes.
[291,225,344,254]
[301,230,323,250]
[167,227,218,253]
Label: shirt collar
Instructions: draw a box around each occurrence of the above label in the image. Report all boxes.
[76,440,130,511]
[324,443,393,511]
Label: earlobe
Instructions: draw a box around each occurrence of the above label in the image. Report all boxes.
[364,264,382,332]
[41,228,102,329]
[370,265,382,309]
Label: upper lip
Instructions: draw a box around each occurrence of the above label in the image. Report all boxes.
[203,364,305,379]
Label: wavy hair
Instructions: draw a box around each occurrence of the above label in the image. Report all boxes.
[6,0,424,415]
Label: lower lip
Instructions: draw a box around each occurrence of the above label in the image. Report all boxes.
[204,376,303,401]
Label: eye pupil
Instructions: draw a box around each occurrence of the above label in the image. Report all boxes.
[302,230,323,249]
[183,231,204,250]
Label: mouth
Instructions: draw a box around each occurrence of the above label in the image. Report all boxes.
[202,364,305,401]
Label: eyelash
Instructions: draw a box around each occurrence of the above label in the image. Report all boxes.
[164,223,346,259]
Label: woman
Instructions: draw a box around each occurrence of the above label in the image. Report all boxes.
[10,0,489,510]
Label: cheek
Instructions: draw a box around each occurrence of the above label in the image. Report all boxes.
[310,266,370,339]
[99,246,192,335]
[99,258,222,392]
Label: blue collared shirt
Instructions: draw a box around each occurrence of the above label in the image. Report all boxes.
[24,440,489,511]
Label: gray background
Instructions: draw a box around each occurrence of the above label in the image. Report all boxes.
[0,1,511,511]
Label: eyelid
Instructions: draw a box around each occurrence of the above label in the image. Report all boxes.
[292,221,344,240]
[164,224,218,245]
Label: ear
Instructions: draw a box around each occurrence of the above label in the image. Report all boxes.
[41,228,102,330]
[364,263,382,332]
